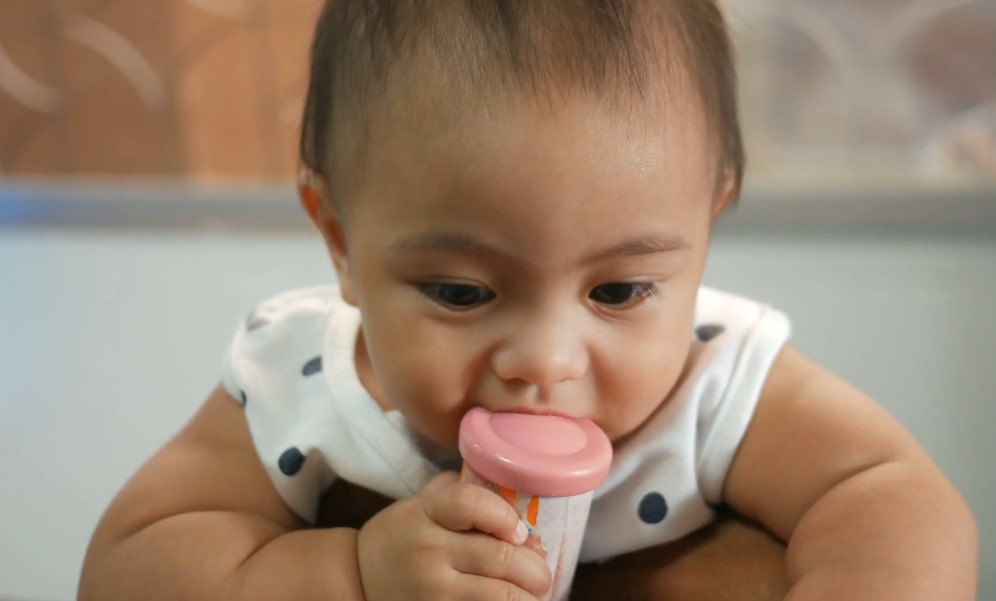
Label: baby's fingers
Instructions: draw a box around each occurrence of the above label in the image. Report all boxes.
[421,473,529,546]
[452,532,551,598]
[451,573,544,601]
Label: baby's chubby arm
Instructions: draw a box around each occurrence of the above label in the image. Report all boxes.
[79,385,548,601]
[724,346,978,600]
[78,385,367,600]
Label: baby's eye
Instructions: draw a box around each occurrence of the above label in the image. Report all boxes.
[418,283,496,310]
[589,282,657,307]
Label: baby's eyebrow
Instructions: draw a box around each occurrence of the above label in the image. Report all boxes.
[582,234,689,264]
[390,232,484,254]
[390,231,689,262]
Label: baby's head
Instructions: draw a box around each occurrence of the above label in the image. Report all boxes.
[298,0,743,449]
[300,0,743,203]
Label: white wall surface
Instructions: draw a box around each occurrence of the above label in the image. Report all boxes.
[1,225,994,600]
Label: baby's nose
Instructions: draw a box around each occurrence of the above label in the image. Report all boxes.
[490,316,588,387]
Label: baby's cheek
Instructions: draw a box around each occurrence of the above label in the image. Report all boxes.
[389,359,463,431]
[610,356,681,433]
[399,358,449,399]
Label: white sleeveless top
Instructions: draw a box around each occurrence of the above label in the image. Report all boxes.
[221,285,790,562]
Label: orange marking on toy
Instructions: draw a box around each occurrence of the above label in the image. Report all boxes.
[527,495,540,526]
[499,487,517,503]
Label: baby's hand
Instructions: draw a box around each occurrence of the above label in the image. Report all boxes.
[356,471,551,601]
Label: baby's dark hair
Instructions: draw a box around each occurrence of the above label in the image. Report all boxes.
[300,0,744,200]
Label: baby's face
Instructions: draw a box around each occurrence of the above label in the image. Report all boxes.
[329,93,721,450]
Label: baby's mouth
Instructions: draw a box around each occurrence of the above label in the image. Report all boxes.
[493,406,579,420]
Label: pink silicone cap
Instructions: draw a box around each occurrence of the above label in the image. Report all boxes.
[458,407,613,497]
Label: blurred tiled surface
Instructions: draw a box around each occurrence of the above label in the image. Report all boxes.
[0,0,993,179]
[0,0,321,178]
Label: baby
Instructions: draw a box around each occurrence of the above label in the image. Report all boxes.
[79,1,978,600]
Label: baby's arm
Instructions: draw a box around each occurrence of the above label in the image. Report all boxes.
[80,385,547,601]
[78,385,367,600]
[724,346,978,600]
[318,480,789,601]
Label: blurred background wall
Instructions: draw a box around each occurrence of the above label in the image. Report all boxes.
[1,1,994,600]
[1,0,315,178]
[1,0,994,181]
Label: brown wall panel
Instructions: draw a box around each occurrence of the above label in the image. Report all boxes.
[1,0,322,178]
[59,2,178,174]
[0,0,63,173]
[174,2,271,177]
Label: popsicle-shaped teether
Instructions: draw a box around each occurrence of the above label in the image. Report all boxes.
[459,407,612,601]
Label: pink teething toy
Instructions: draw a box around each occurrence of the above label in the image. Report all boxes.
[459,407,612,601]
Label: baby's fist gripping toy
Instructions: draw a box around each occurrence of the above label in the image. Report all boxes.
[459,408,612,601]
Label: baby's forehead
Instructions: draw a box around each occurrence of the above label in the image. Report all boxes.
[342,50,704,172]
[341,94,717,219]
[337,73,709,197]
[399,86,699,152]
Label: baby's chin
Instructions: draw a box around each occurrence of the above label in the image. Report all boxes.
[407,420,463,464]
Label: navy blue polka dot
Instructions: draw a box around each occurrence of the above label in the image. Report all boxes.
[302,356,323,376]
[239,389,247,407]
[638,492,668,524]
[278,447,306,476]
[695,324,726,342]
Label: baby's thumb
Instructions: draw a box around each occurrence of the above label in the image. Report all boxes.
[420,469,460,495]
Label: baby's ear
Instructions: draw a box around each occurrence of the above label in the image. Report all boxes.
[298,167,330,227]
[711,167,738,218]
[298,170,358,307]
